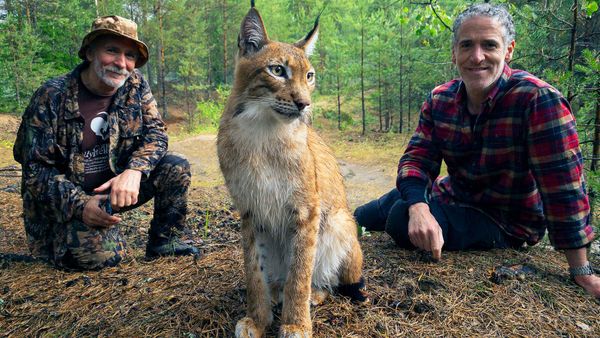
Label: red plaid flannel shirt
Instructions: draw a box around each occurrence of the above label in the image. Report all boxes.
[398,64,593,250]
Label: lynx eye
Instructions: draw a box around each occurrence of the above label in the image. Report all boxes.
[307,71,315,82]
[269,65,286,78]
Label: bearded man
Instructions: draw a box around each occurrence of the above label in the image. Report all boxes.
[13,15,200,270]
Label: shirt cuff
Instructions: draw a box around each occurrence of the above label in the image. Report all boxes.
[127,159,151,180]
[397,176,428,206]
[73,192,93,221]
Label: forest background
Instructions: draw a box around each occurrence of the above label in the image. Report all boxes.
[0,0,598,212]
[1,1,600,336]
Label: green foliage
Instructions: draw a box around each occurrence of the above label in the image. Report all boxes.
[0,15,54,113]
[320,108,354,131]
[0,140,14,149]
[203,211,210,239]
[0,0,96,113]
[0,0,597,164]
[195,85,231,132]
[195,100,222,131]
[585,0,599,16]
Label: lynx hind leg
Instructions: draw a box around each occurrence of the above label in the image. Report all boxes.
[235,317,262,338]
[310,288,329,306]
[236,221,273,338]
[337,220,369,303]
[279,324,312,338]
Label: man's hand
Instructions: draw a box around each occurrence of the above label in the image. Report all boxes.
[408,202,444,260]
[94,169,142,211]
[82,194,122,228]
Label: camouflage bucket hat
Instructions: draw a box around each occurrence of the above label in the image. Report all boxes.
[78,15,149,68]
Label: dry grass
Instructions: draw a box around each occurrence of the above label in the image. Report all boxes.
[1,113,600,337]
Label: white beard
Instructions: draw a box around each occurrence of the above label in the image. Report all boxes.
[92,58,131,89]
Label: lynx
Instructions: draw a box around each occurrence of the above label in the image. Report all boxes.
[217,2,367,337]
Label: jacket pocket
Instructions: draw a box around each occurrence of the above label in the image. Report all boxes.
[115,107,143,168]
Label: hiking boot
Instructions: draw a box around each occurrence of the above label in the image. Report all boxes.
[145,237,201,259]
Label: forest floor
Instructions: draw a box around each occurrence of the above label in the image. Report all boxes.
[1,112,599,337]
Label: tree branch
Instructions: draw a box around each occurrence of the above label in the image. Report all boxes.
[429,1,452,31]
[510,52,569,63]
[550,12,574,28]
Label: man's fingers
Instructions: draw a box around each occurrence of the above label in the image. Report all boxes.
[421,232,432,253]
[431,227,444,260]
[91,207,121,226]
[82,194,121,229]
[111,190,138,209]
[431,246,442,260]
[408,230,422,249]
[94,179,113,193]
[96,207,121,222]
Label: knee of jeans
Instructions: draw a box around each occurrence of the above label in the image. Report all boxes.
[384,201,413,248]
[157,153,191,186]
[162,152,190,172]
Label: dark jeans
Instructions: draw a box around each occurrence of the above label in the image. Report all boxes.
[354,189,524,251]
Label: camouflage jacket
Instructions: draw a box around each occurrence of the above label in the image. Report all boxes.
[14,63,167,229]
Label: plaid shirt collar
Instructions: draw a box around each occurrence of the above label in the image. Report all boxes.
[455,63,513,112]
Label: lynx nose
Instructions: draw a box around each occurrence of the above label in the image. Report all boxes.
[294,100,310,111]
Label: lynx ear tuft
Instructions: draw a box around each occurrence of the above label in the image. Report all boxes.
[238,6,269,56]
[294,15,320,57]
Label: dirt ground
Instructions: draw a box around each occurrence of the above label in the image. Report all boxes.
[169,134,395,209]
[1,114,599,337]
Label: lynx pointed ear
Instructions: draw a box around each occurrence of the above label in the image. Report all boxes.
[294,15,320,57]
[238,5,269,57]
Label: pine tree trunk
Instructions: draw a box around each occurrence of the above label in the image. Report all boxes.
[204,0,213,87]
[222,0,228,85]
[13,54,21,108]
[336,68,341,131]
[156,0,168,118]
[407,76,413,131]
[360,23,366,135]
[185,74,192,131]
[8,24,21,108]
[398,56,404,134]
[567,0,578,102]
[140,0,153,86]
[592,92,600,171]
[378,49,382,132]
[398,15,404,134]
[384,84,390,132]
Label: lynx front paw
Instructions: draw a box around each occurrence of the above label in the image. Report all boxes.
[235,317,263,338]
[278,324,312,338]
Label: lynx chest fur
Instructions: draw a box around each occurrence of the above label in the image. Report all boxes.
[217,2,366,337]
[221,115,310,231]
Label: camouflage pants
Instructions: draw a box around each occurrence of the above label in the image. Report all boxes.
[25,152,191,270]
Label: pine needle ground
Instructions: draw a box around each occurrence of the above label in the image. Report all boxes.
[1,113,599,337]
